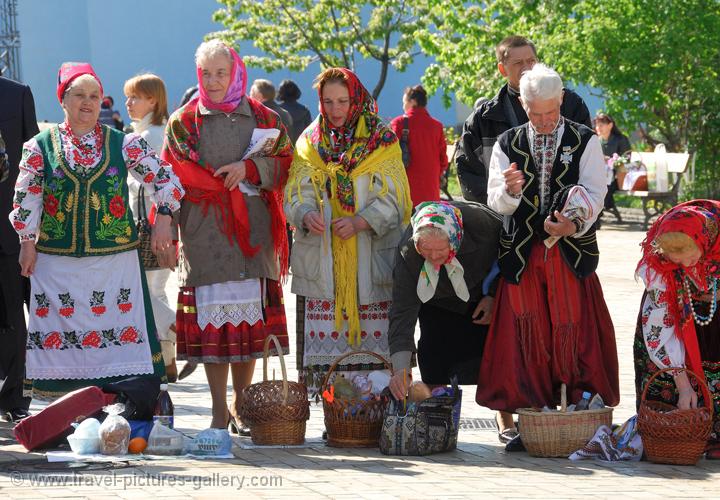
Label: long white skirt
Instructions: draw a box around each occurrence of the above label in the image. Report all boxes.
[26,251,154,380]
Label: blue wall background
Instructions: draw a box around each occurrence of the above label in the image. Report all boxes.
[18,0,602,127]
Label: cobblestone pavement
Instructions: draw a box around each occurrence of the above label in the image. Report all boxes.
[0,219,718,499]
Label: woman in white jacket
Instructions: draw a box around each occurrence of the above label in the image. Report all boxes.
[285,68,412,395]
[124,73,178,381]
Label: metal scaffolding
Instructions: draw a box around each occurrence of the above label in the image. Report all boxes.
[0,0,21,80]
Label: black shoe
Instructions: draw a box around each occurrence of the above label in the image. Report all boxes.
[504,434,526,452]
[228,415,251,437]
[1,408,31,423]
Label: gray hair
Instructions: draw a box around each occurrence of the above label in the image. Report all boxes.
[412,225,449,247]
[250,79,276,101]
[195,39,233,68]
[519,63,563,103]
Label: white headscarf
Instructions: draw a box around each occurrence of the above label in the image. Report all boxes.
[412,202,469,303]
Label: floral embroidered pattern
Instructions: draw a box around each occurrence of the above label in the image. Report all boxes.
[117,288,133,313]
[58,292,75,318]
[34,293,50,318]
[27,326,144,350]
[89,290,106,316]
[10,123,184,246]
[91,166,133,244]
[39,168,70,240]
[12,207,31,231]
[59,122,104,174]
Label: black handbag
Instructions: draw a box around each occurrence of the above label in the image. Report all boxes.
[379,378,461,456]
[102,376,162,421]
[136,185,161,270]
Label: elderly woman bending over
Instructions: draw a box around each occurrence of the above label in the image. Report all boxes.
[162,40,292,432]
[387,202,500,399]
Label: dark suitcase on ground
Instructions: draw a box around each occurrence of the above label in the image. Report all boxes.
[14,386,116,451]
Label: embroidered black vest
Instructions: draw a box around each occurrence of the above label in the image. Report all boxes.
[496,120,599,284]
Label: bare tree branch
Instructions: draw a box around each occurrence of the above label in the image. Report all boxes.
[329,4,352,68]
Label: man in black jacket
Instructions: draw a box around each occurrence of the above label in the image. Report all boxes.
[0,75,39,422]
[456,35,591,204]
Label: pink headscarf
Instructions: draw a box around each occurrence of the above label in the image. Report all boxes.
[196,43,247,113]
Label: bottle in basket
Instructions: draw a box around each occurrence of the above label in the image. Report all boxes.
[154,383,174,429]
[574,391,591,411]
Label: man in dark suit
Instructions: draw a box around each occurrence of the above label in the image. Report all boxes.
[0,75,39,422]
[456,35,592,204]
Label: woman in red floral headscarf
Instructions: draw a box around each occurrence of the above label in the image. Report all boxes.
[285,68,412,396]
[634,199,720,459]
[162,40,293,432]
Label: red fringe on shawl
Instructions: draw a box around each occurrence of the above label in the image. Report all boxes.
[162,96,291,278]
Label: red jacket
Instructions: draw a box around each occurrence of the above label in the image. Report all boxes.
[390,107,448,207]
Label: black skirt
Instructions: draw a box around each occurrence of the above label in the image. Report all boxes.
[417,301,488,385]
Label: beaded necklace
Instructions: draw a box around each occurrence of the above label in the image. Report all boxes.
[683,275,718,326]
[63,122,103,168]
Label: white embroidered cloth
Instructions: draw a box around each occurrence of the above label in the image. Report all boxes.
[195,279,264,330]
[26,252,153,380]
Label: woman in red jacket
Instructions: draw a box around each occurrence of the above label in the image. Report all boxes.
[391,86,448,208]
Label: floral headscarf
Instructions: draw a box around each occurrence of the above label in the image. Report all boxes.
[637,199,720,384]
[411,201,469,303]
[308,68,396,212]
[196,43,247,114]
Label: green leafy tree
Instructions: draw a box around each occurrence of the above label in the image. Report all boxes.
[419,0,720,197]
[213,0,430,99]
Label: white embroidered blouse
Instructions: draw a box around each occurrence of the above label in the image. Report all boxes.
[637,264,686,370]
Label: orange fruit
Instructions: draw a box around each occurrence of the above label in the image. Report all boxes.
[128,437,147,454]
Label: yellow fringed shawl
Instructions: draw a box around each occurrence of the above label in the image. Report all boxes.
[287,135,412,346]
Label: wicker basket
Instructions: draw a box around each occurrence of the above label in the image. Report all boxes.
[517,384,613,457]
[637,367,713,465]
[321,351,391,448]
[240,335,310,445]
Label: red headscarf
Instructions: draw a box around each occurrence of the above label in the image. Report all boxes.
[196,43,247,114]
[637,199,720,383]
[307,68,397,212]
[57,62,103,103]
[310,68,396,172]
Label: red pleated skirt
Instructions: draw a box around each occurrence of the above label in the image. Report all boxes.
[476,240,620,412]
[176,279,289,363]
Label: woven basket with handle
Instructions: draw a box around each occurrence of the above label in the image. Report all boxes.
[239,335,309,445]
[637,367,713,465]
[321,350,391,448]
[517,384,613,458]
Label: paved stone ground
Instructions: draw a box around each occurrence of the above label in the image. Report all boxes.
[0,214,718,499]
